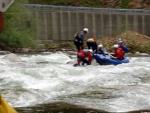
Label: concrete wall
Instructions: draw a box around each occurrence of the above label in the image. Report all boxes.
[28,5,150,41]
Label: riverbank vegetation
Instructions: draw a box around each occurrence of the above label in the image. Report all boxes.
[0,0,150,54]
[28,0,150,9]
[45,31,150,54]
[0,0,37,51]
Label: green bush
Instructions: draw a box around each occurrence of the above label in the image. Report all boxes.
[0,0,37,50]
[120,0,129,8]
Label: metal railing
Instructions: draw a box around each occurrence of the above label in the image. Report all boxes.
[24,4,150,15]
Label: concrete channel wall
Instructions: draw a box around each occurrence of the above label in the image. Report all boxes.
[25,4,150,41]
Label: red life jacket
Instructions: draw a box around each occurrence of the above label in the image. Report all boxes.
[77,50,86,58]
[87,52,93,64]
[114,48,123,60]
[77,50,93,65]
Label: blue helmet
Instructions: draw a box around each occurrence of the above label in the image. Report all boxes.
[118,41,123,45]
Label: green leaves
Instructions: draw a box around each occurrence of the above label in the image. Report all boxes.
[120,0,129,8]
[0,0,37,50]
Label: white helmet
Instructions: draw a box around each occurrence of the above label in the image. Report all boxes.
[113,44,119,48]
[83,28,89,33]
[88,49,93,53]
[98,44,103,48]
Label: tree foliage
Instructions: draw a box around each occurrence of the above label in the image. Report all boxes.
[120,0,129,8]
[0,0,37,50]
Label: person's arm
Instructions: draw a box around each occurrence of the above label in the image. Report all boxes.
[80,35,84,45]
[110,55,117,59]
[101,50,105,56]
[123,45,129,53]
[110,51,117,59]
[78,33,84,44]
[78,33,84,49]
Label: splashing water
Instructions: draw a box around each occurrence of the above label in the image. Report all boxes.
[0,52,150,112]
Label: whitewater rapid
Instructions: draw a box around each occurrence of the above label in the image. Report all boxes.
[0,52,150,112]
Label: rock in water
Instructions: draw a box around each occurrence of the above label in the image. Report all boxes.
[2,53,21,62]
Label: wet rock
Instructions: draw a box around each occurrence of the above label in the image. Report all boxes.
[21,48,29,53]
[15,102,107,113]
[0,51,11,55]
[2,53,21,62]
[65,51,77,55]
[135,52,150,57]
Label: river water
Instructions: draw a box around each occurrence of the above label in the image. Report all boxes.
[0,52,150,112]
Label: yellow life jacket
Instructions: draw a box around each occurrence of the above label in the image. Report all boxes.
[87,38,95,42]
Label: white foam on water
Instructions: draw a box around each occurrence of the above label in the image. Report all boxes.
[0,53,150,112]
